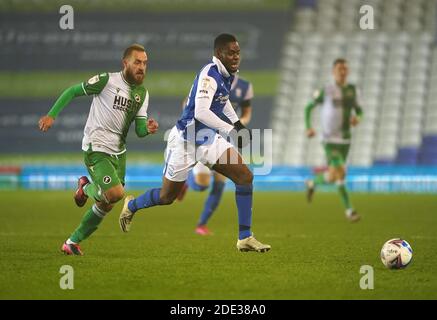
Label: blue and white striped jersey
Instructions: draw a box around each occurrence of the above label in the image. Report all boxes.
[176,56,239,144]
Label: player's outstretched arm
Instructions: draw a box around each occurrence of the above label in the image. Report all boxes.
[38,83,85,132]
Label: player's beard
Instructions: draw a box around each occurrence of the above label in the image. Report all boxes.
[125,68,145,85]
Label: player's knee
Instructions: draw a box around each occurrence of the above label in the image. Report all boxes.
[214,173,227,183]
[159,192,177,205]
[235,169,253,185]
[195,173,211,188]
[339,168,346,180]
[106,189,125,204]
[334,167,345,180]
[327,167,337,183]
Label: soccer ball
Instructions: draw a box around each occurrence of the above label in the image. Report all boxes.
[380,238,413,269]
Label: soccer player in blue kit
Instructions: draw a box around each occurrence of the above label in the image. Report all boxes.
[119,34,270,252]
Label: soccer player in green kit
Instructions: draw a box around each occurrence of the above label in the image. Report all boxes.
[38,44,159,255]
[305,58,363,222]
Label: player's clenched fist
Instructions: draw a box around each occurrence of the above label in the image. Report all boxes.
[350,115,359,127]
[39,115,54,132]
[147,118,159,134]
[306,128,316,138]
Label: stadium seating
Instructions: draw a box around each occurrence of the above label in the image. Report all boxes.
[273,0,437,166]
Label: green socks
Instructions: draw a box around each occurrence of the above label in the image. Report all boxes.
[337,182,352,210]
[313,171,354,211]
[69,205,107,243]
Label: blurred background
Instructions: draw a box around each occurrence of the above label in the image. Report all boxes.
[1,0,437,193]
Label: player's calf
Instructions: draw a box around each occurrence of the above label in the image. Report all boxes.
[105,186,125,204]
[305,179,315,203]
[159,192,178,205]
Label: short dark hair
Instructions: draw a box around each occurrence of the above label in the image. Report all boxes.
[123,43,145,59]
[214,33,237,50]
[333,58,348,67]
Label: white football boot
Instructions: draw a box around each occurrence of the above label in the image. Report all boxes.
[346,208,361,222]
[119,195,135,232]
[236,234,271,252]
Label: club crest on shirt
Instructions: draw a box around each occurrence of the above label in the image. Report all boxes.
[134,94,141,103]
[103,176,111,184]
[201,78,211,89]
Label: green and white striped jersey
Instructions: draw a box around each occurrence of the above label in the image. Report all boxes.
[306,82,363,144]
[81,72,149,154]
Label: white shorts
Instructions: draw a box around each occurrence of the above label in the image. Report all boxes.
[163,126,233,182]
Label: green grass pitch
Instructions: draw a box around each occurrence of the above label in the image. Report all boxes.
[1,190,436,299]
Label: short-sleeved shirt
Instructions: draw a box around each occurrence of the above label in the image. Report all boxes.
[313,83,361,144]
[81,72,149,154]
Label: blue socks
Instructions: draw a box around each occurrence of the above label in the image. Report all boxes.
[235,184,253,240]
[128,188,161,214]
[128,180,253,240]
[198,181,226,226]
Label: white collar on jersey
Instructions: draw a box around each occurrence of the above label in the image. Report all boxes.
[212,56,239,78]
[120,71,131,86]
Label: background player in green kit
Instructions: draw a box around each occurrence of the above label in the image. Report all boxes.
[304,58,363,222]
[38,44,159,255]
